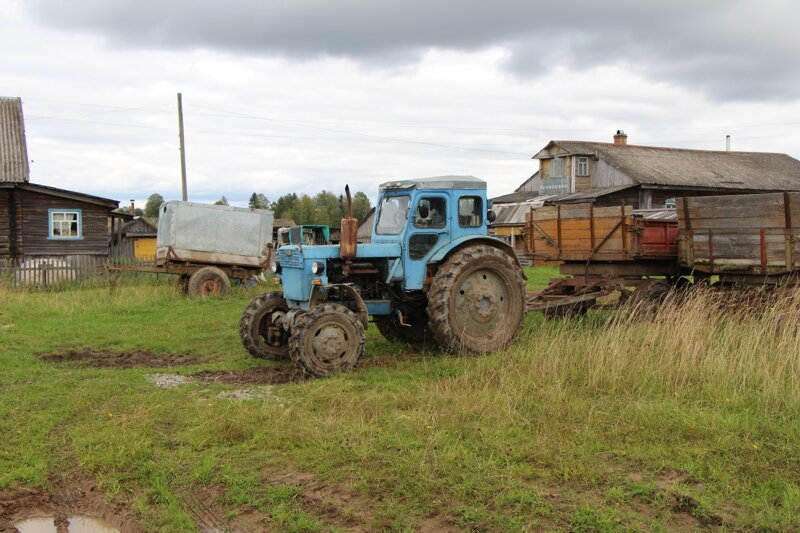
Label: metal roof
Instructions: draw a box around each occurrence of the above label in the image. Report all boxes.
[0,97,29,183]
[534,141,800,191]
[379,175,486,191]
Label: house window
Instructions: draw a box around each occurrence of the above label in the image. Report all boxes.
[577,157,589,176]
[49,209,82,239]
[551,157,565,177]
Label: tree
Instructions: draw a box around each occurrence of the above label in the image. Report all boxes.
[352,192,371,221]
[214,196,229,206]
[272,193,298,219]
[248,192,270,210]
[144,194,164,218]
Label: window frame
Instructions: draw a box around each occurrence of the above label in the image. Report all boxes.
[576,156,589,177]
[48,208,83,240]
[457,196,483,228]
[375,194,411,236]
[413,196,447,230]
[551,157,565,178]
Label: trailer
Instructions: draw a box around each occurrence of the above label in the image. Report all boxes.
[105,202,274,297]
[524,203,680,314]
[678,192,800,285]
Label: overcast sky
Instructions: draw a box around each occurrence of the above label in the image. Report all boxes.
[3,0,799,207]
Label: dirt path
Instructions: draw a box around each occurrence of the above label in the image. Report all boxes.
[40,349,203,369]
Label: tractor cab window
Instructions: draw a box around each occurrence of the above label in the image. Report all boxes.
[414,197,446,229]
[458,196,482,227]
[376,195,410,235]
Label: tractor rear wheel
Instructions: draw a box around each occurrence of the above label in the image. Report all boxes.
[289,303,365,377]
[187,266,231,298]
[427,245,525,354]
[240,292,290,360]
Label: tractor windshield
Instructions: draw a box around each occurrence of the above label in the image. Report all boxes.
[376,195,410,235]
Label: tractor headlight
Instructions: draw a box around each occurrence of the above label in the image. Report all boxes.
[270,260,281,274]
[311,261,325,275]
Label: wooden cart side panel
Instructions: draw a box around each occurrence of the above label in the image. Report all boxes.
[678,193,800,272]
[526,203,634,261]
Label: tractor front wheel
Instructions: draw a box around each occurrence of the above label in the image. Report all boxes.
[240,292,290,360]
[427,245,525,354]
[289,303,365,377]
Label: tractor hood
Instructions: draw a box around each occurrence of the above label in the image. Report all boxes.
[278,243,402,266]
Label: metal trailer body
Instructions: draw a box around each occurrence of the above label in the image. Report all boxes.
[677,192,800,284]
[156,201,274,268]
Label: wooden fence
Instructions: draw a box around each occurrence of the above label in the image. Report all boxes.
[0,255,156,289]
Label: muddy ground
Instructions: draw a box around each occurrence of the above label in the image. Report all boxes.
[191,366,305,386]
[0,476,143,533]
[40,349,203,369]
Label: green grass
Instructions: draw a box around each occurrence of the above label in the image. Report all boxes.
[1,270,799,531]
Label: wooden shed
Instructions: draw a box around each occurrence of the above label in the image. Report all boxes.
[110,217,157,260]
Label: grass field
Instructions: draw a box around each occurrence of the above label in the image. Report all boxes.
[1,267,799,531]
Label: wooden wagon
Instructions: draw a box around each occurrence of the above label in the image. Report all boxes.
[678,192,800,285]
[524,203,680,314]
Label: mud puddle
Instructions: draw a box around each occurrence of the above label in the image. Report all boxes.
[14,515,118,532]
[40,349,202,369]
[0,478,142,533]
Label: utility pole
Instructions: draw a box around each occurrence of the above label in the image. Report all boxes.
[177,93,188,201]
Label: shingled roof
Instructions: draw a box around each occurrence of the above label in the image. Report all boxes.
[0,97,29,183]
[534,141,800,191]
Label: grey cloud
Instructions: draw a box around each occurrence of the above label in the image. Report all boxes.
[25,0,800,101]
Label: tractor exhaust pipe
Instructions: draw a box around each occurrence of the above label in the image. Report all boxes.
[340,185,358,262]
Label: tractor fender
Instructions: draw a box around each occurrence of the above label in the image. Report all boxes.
[428,235,526,278]
[309,283,369,329]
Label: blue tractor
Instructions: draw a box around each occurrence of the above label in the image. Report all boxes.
[240,176,526,377]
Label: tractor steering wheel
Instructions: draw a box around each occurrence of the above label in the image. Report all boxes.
[393,210,406,227]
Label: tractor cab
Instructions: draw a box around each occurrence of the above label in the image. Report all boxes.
[244,176,524,378]
[372,175,491,291]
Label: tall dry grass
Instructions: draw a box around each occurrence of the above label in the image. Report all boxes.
[499,288,800,412]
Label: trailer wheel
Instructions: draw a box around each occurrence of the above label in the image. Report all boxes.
[627,279,671,309]
[427,245,525,354]
[187,267,231,298]
[176,274,190,293]
[543,300,593,319]
[240,292,290,360]
[289,303,365,377]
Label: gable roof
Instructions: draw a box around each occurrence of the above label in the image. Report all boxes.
[0,182,119,208]
[534,141,800,191]
[121,217,157,236]
[0,97,29,183]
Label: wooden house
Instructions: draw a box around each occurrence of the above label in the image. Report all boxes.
[0,97,121,262]
[532,131,800,208]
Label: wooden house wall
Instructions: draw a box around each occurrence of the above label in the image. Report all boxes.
[0,189,9,257]
[18,189,111,256]
[592,160,636,189]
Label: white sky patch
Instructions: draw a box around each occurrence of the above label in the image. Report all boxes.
[2,0,800,207]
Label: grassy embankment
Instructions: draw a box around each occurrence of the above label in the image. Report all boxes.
[1,266,799,531]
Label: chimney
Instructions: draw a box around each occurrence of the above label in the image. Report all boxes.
[613,130,628,146]
[129,200,135,216]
